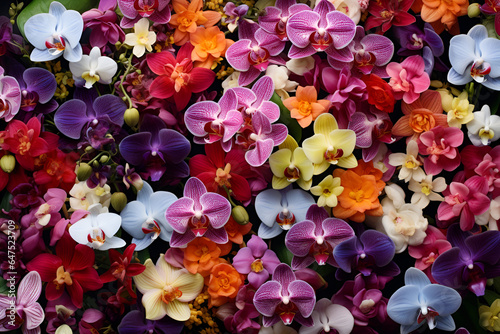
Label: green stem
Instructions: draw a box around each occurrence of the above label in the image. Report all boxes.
[119,53,134,109]
[222,185,237,207]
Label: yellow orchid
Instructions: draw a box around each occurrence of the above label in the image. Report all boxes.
[269,135,314,190]
[301,113,357,175]
[439,89,474,128]
[310,175,344,207]
[133,254,203,321]
[124,18,157,58]
[480,299,500,332]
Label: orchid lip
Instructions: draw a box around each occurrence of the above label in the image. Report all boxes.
[141,220,161,239]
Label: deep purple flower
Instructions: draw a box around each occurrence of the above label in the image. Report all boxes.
[253,263,316,327]
[223,308,261,334]
[233,235,281,288]
[119,114,190,182]
[0,17,23,56]
[165,177,231,247]
[431,224,500,296]
[285,205,354,270]
[118,309,184,334]
[87,164,111,188]
[82,8,125,48]
[224,3,249,32]
[226,20,286,86]
[118,0,172,28]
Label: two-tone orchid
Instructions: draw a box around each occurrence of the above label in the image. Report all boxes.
[466,105,500,146]
[0,66,21,121]
[299,299,354,334]
[258,0,310,41]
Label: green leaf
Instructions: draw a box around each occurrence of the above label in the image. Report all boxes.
[270,93,302,143]
[17,0,99,38]
[0,191,12,213]
[0,277,8,295]
[483,289,500,306]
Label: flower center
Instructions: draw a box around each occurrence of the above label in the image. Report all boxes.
[134,0,159,16]
[188,215,210,237]
[215,163,232,187]
[248,47,270,71]
[284,166,300,182]
[162,285,182,304]
[276,210,295,230]
[360,299,376,313]
[349,190,365,202]
[417,307,440,329]
[87,228,106,247]
[471,59,491,83]
[324,148,344,164]
[251,259,264,272]
[404,155,421,169]
[53,266,73,289]
[45,34,66,55]
[298,100,313,116]
[309,31,333,51]
[141,220,161,239]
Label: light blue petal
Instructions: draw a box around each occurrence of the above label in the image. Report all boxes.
[404,267,431,288]
[283,189,315,223]
[467,24,488,55]
[482,76,500,91]
[58,10,84,47]
[30,48,60,62]
[435,315,456,331]
[137,181,153,208]
[480,38,500,78]
[63,44,82,63]
[258,222,283,239]
[449,35,476,75]
[158,227,173,243]
[150,191,178,226]
[387,285,421,325]
[24,13,57,49]
[448,67,473,86]
[420,284,462,315]
[401,321,425,334]
[49,1,67,20]
[255,189,284,227]
[132,235,155,251]
[120,201,148,238]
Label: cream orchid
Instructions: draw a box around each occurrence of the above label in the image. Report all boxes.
[467,104,500,146]
[68,181,111,211]
[133,254,204,321]
[408,174,446,209]
[124,18,156,58]
[265,65,298,100]
[388,140,425,182]
[439,90,474,128]
[310,175,344,207]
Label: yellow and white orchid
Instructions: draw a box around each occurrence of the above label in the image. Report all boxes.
[124,18,157,58]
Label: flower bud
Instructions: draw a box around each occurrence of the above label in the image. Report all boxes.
[111,192,128,212]
[9,8,15,16]
[468,3,481,18]
[0,155,16,173]
[124,108,140,127]
[232,205,249,225]
[77,162,93,181]
[99,155,109,164]
[17,3,24,10]
[294,268,328,290]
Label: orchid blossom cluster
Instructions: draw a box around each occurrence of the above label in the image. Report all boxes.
[2,0,500,333]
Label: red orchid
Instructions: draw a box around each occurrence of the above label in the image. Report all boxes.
[2,117,59,171]
[26,235,103,308]
[146,43,216,110]
[481,0,500,36]
[100,244,145,298]
[365,0,416,33]
[33,149,78,193]
[189,142,254,203]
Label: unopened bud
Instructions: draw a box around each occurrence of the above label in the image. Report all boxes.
[99,155,109,164]
[85,146,94,153]
[77,162,93,181]
[9,8,15,16]
[124,108,140,127]
[468,3,481,18]
[111,192,128,212]
[0,155,16,173]
[232,205,249,225]
[92,160,100,168]
[119,53,126,61]
[136,69,142,75]
[17,3,24,10]
[295,268,328,290]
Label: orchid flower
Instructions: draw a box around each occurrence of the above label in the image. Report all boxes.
[69,47,117,88]
[253,263,316,327]
[124,18,156,57]
[466,105,500,146]
[299,299,354,334]
[408,174,446,209]
[387,267,461,334]
[0,66,21,121]
[120,182,177,250]
[233,75,280,122]
[223,3,249,33]
[255,186,315,239]
[24,1,84,62]
[285,204,354,270]
[258,0,310,40]
[386,55,430,104]
[388,140,425,182]
[165,177,231,247]
[310,175,344,207]
[69,203,126,250]
[448,24,500,90]
[118,0,172,28]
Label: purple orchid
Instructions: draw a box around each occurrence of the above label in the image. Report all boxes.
[184,89,243,152]
[223,3,249,32]
[54,88,126,149]
[431,224,500,296]
[0,17,24,56]
[233,235,281,288]
[118,0,171,28]
[285,205,354,270]
[253,263,316,327]
[226,20,286,86]
[119,114,190,182]
[0,65,21,122]
[82,7,125,48]
[328,26,394,78]
[232,75,280,122]
[286,0,356,60]
[117,305,184,334]
[165,177,231,247]
[16,68,58,120]
[258,0,310,40]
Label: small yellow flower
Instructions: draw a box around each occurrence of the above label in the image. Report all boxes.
[124,18,157,58]
[480,299,500,332]
[310,175,344,207]
[439,90,474,128]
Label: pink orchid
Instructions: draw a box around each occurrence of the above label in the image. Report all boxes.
[33,188,67,228]
[437,176,490,231]
[165,177,232,247]
[50,210,89,246]
[258,0,310,40]
[386,55,430,104]
[0,271,44,333]
[146,43,215,110]
[78,309,105,334]
[0,66,21,121]
[118,0,171,28]
[461,145,500,197]
[365,0,416,32]
[417,126,463,176]
[82,8,125,48]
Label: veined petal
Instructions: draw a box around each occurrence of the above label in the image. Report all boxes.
[58,9,84,48]
[254,281,282,316]
[142,289,165,320]
[172,272,204,302]
[24,13,57,50]
[420,284,462,315]
[387,285,421,325]
[314,110,339,136]
[185,101,221,136]
[288,280,316,317]
[165,299,191,321]
[68,218,93,245]
[226,39,253,71]
[302,134,328,164]
[134,259,166,292]
[200,193,231,229]
[17,271,42,307]
[285,220,316,257]
[404,267,431,288]
[449,35,476,75]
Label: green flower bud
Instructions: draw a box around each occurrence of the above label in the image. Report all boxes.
[232,205,249,225]
[9,8,15,16]
[468,3,481,18]
[111,192,128,212]
[100,155,109,164]
[124,108,140,127]
[17,3,24,10]
[77,162,93,181]
[0,155,16,173]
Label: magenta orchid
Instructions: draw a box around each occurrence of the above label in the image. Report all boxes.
[417,126,463,175]
[0,65,21,121]
[232,75,280,122]
[118,0,172,28]
[258,0,310,41]
[165,177,232,247]
[386,55,430,104]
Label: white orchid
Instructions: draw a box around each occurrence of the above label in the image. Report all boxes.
[466,105,500,146]
[388,140,425,182]
[69,47,117,89]
[299,299,354,334]
[265,65,298,99]
[408,174,446,209]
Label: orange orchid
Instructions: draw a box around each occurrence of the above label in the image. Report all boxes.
[331,169,384,223]
[351,159,386,192]
[190,26,234,69]
[224,216,253,245]
[412,0,468,34]
[391,90,448,141]
[170,0,221,45]
[183,237,225,277]
[207,263,244,307]
[283,86,331,128]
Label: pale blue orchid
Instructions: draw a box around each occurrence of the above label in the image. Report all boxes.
[387,267,462,334]
[448,24,500,90]
[120,182,177,250]
[255,186,315,239]
[24,1,84,62]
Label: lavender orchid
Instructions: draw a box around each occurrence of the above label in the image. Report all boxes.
[232,75,280,122]
[165,177,231,247]
[120,182,177,250]
[286,0,356,60]
[0,66,21,122]
[119,114,190,182]
[258,0,310,40]
[223,3,249,33]
[285,205,354,270]
[431,223,500,296]
[253,263,316,327]
[387,267,461,334]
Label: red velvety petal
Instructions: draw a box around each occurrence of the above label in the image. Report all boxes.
[173,85,192,110]
[69,244,96,271]
[45,281,65,301]
[149,76,176,99]
[66,279,84,308]
[190,154,216,177]
[72,267,103,291]
[146,51,176,75]
[189,68,216,93]
[26,254,62,281]
[126,263,146,276]
[229,173,252,202]
[56,235,77,268]
[205,142,226,168]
